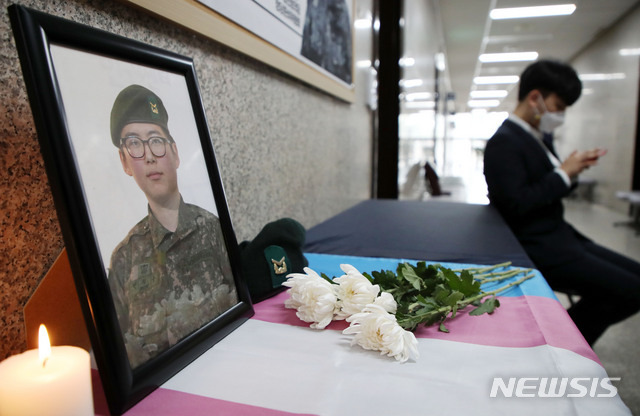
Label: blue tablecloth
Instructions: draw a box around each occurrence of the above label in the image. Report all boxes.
[304,200,533,267]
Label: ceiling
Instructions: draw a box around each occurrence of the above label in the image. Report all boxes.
[437,0,640,113]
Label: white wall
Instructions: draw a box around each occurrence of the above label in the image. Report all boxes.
[560,5,640,212]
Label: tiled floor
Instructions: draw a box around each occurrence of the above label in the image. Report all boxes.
[403,169,640,414]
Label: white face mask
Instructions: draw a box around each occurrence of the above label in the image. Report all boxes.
[537,97,565,134]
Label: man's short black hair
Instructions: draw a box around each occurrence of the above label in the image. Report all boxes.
[518,59,582,105]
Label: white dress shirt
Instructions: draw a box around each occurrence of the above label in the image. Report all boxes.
[507,114,571,187]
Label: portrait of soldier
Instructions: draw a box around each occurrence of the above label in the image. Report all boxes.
[107,84,238,368]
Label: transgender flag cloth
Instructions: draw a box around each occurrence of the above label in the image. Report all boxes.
[115,253,631,416]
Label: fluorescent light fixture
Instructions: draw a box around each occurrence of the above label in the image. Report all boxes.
[356,60,372,68]
[405,92,433,101]
[579,73,626,81]
[473,75,519,85]
[488,34,553,44]
[468,100,500,108]
[400,79,423,88]
[479,51,538,63]
[619,48,640,56]
[490,4,576,20]
[354,18,371,29]
[405,101,436,109]
[399,57,415,67]
[470,90,508,98]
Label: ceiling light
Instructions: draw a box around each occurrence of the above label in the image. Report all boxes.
[619,48,640,56]
[473,75,519,85]
[470,90,508,98]
[579,73,626,81]
[354,18,371,29]
[405,101,436,109]
[400,79,423,88]
[399,57,415,67]
[490,4,576,20]
[488,34,554,44]
[479,52,538,63]
[468,100,500,108]
[405,92,433,101]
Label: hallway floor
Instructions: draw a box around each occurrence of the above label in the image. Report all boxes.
[563,199,640,415]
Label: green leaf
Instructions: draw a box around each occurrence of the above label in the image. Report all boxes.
[469,296,501,316]
[371,270,399,288]
[320,273,336,284]
[417,297,438,312]
[441,268,481,297]
[451,304,459,319]
[433,285,450,303]
[397,310,428,331]
[423,310,447,326]
[443,291,464,307]
[400,263,422,290]
[415,262,437,279]
[439,321,450,333]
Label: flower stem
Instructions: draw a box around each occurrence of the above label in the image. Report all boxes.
[477,269,532,284]
[453,261,512,274]
[467,273,534,302]
[397,273,535,330]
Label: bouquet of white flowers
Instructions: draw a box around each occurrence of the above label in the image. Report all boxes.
[283,261,533,362]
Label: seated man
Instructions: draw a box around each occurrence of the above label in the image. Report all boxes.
[483,59,640,345]
[108,84,238,367]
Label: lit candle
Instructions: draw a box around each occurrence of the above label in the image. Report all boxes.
[0,325,93,416]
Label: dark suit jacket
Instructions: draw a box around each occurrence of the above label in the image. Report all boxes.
[484,119,588,268]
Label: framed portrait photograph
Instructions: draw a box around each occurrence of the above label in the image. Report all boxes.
[9,4,253,414]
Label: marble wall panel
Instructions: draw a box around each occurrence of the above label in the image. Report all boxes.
[0,0,373,359]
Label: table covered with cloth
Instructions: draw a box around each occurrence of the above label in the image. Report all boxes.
[111,200,630,415]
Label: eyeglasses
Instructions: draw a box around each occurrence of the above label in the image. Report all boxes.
[120,136,172,158]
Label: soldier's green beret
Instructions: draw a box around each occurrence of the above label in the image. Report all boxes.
[239,218,308,303]
[110,84,170,147]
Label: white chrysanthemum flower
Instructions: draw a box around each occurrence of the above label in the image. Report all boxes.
[373,291,397,314]
[283,267,339,329]
[334,264,382,319]
[343,304,419,363]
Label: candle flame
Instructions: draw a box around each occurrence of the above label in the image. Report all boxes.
[38,324,51,367]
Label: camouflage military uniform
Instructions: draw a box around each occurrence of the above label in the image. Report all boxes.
[108,197,238,368]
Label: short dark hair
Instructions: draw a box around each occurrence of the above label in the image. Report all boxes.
[518,59,582,105]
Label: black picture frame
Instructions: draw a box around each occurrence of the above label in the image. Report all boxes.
[9,4,253,415]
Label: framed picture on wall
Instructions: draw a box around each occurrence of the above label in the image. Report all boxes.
[121,0,356,102]
[9,5,253,414]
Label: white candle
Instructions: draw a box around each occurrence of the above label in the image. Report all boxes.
[0,325,93,416]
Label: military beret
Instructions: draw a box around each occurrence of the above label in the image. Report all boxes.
[110,84,170,147]
[239,218,308,303]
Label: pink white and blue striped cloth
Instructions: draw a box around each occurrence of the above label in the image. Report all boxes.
[119,253,631,416]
